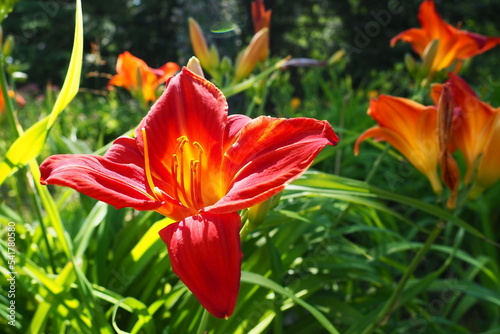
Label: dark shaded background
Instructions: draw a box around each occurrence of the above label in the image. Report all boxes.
[3,0,500,90]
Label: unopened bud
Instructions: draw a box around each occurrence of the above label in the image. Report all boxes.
[186,57,204,78]
[234,28,269,82]
[189,18,219,71]
[246,192,282,231]
[420,39,439,81]
[404,53,417,75]
[328,49,345,65]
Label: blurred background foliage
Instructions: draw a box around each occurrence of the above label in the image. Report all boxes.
[4,0,500,97]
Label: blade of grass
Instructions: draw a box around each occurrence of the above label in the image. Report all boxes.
[241,271,340,334]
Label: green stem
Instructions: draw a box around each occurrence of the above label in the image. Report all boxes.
[239,219,254,240]
[333,97,347,175]
[28,172,57,273]
[0,50,20,138]
[263,228,283,334]
[361,220,445,334]
[365,143,390,183]
[221,56,290,98]
[196,308,209,334]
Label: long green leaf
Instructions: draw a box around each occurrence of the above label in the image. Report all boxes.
[0,0,83,185]
[289,171,487,240]
[241,271,340,334]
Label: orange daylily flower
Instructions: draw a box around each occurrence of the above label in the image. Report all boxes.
[108,51,180,103]
[470,112,500,197]
[0,89,26,113]
[391,0,500,75]
[355,95,442,193]
[251,0,271,33]
[431,73,498,184]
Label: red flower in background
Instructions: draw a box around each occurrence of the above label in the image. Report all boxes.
[40,68,338,318]
[391,0,500,74]
[108,51,179,103]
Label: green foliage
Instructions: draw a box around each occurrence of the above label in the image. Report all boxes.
[1,1,500,334]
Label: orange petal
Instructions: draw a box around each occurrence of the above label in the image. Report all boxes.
[446,73,496,183]
[472,112,500,195]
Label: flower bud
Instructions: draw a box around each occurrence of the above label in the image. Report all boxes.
[234,28,269,82]
[186,56,204,78]
[189,18,219,71]
[2,34,14,57]
[404,53,417,76]
[420,39,439,84]
[246,193,281,230]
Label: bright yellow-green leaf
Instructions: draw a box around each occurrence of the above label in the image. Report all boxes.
[0,0,83,185]
[48,0,83,128]
[0,118,49,184]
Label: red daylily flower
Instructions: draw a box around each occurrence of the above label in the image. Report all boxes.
[108,51,180,103]
[391,0,500,74]
[40,68,338,318]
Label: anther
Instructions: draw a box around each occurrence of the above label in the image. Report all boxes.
[171,154,180,201]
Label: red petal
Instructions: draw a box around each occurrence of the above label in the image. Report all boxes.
[40,138,160,211]
[104,136,145,167]
[134,68,228,180]
[207,116,338,213]
[223,114,252,150]
[159,212,242,318]
[39,154,159,210]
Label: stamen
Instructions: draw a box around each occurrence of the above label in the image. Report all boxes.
[170,137,206,210]
[190,160,199,209]
[177,136,188,150]
[193,141,204,155]
[192,142,205,210]
[171,154,179,201]
[176,137,189,205]
[142,128,161,201]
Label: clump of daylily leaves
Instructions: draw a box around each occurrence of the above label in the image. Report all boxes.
[356,0,500,208]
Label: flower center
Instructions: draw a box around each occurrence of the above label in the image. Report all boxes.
[171,135,205,211]
[141,129,206,213]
